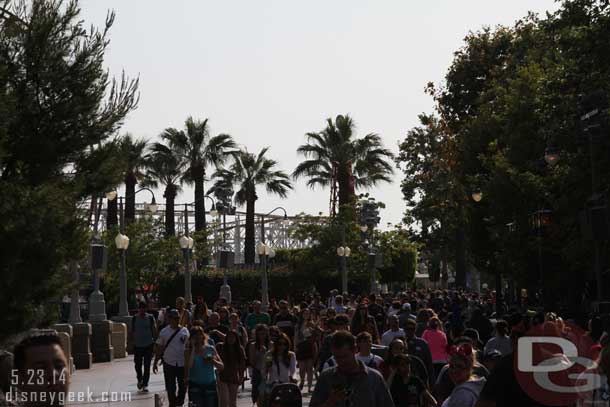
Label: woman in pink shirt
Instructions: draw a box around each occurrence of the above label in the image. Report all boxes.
[422,316,448,381]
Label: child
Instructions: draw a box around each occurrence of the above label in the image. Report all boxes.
[389,353,437,407]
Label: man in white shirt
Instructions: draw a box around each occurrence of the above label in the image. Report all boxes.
[381,315,406,346]
[153,309,189,407]
[355,332,383,371]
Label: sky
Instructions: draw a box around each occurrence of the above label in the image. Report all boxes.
[79,0,560,228]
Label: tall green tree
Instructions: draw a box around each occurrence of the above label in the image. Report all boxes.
[212,148,292,264]
[161,117,236,232]
[142,143,185,237]
[0,0,138,340]
[120,134,148,224]
[293,114,394,213]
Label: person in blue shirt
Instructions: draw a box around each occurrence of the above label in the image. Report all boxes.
[184,326,224,407]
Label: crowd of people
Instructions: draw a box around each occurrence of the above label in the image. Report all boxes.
[3,288,610,407]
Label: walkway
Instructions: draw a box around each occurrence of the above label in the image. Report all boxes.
[68,355,313,406]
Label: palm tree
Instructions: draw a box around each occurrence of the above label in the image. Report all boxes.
[293,114,394,213]
[211,148,292,264]
[142,143,185,237]
[160,117,236,232]
[119,134,149,224]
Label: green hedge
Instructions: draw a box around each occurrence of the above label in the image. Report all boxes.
[156,266,372,307]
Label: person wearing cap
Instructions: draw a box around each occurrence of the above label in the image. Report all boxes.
[398,302,416,329]
[404,318,434,387]
[382,315,406,346]
[153,308,190,407]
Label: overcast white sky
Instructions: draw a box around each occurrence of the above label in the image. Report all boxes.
[79,0,560,228]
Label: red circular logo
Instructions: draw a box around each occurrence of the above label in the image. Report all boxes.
[514,321,600,406]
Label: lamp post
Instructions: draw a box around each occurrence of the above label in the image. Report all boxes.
[179,233,195,303]
[107,188,156,317]
[114,196,130,317]
[337,244,351,294]
[359,197,380,294]
[180,196,216,301]
[259,207,287,310]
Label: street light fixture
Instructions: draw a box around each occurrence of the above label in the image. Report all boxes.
[258,207,288,310]
[179,234,195,302]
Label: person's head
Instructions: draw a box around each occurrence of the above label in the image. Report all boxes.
[429,316,442,330]
[334,315,350,332]
[392,353,412,378]
[218,306,229,321]
[495,320,509,337]
[167,308,180,327]
[388,315,400,331]
[356,303,368,318]
[189,326,207,346]
[356,332,373,355]
[196,296,204,305]
[176,297,185,310]
[209,312,220,326]
[138,301,147,315]
[279,300,289,313]
[252,300,262,313]
[14,334,70,406]
[447,343,475,385]
[335,295,343,305]
[229,312,240,327]
[463,328,481,349]
[269,326,281,342]
[301,308,311,321]
[326,307,337,319]
[404,319,416,339]
[331,331,358,370]
[273,333,291,356]
[254,324,269,344]
[389,338,406,356]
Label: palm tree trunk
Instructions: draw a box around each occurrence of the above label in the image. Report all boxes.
[244,198,256,264]
[337,162,354,211]
[125,172,137,224]
[107,196,118,229]
[194,169,206,232]
[164,185,176,237]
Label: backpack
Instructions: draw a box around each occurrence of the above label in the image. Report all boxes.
[132,314,156,339]
[268,383,302,407]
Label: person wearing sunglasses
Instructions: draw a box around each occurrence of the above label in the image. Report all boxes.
[442,343,486,407]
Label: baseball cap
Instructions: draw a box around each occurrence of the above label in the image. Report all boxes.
[167,308,180,318]
[401,303,411,311]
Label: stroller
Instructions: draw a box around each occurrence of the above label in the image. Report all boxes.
[267,383,302,407]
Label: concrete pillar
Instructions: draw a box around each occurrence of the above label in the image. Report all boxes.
[111,322,127,359]
[90,320,114,363]
[71,322,93,369]
[111,315,134,354]
[51,324,74,374]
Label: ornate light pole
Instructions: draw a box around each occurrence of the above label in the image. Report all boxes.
[359,197,380,294]
[337,224,351,294]
[180,196,216,302]
[107,188,156,316]
[258,207,287,310]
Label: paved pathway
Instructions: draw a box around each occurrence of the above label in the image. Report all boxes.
[68,355,313,406]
